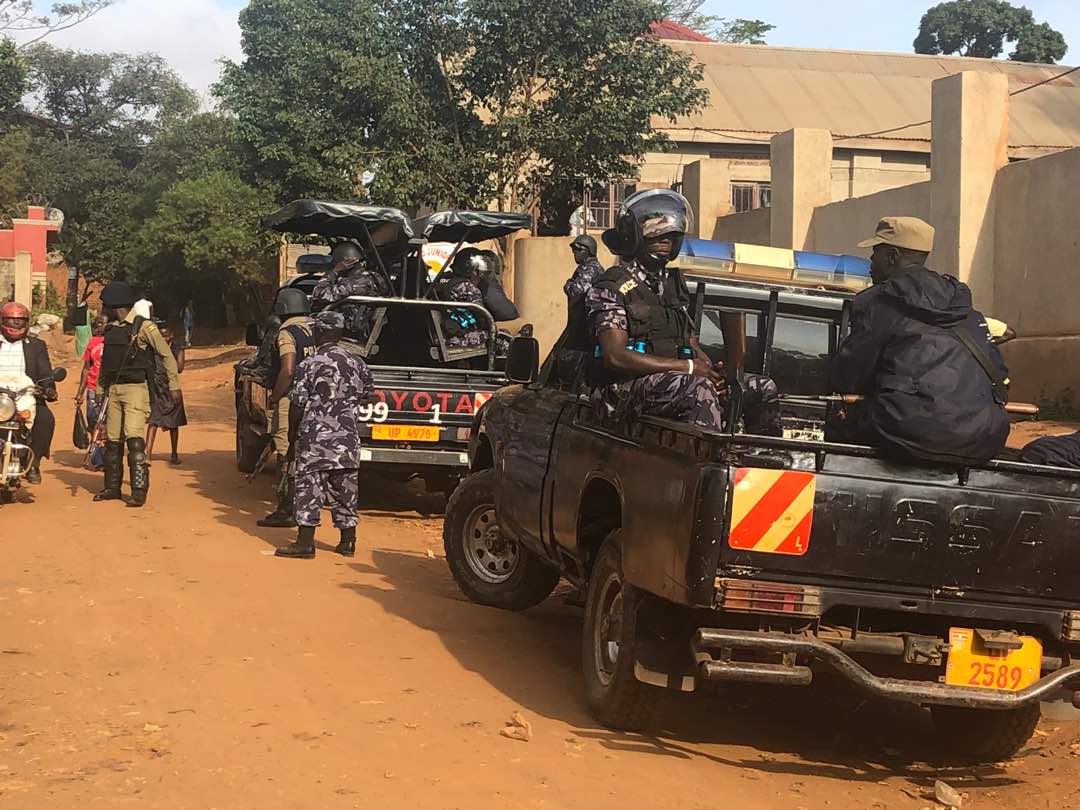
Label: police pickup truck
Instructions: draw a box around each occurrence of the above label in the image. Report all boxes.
[235,201,529,498]
[444,271,1080,763]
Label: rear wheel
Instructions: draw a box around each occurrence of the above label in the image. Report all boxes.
[931,704,1041,763]
[582,532,663,731]
[444,469,559,611]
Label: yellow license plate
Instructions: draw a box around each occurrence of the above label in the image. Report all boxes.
[370,424,441,442]
[945,628,1042,691]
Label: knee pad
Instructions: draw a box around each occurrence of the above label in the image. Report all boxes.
[126,437,146,454]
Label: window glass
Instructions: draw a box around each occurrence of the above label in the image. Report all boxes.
[771,317,831,395]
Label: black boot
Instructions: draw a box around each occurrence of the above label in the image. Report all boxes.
[126,437,149,508]
[276,525,316,559]
[334,527,357,557]
[94,441,124,501]
[25,459,41,485]
[257,473,297,528]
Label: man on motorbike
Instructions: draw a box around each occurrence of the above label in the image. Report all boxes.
[0,301,57,484]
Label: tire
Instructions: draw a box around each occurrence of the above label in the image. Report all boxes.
[444,469,560,611]
[931,703,1041,763]
[581,532,664,731]
[236,415,265,474]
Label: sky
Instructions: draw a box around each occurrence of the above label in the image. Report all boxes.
[20,0,1080,99]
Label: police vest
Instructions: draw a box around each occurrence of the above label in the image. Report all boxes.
[100,317,155,387]
[589,266,694,387]
[269,323,315,382]
[434,277,482,336]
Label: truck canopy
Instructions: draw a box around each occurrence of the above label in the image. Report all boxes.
[263,200,415,250]
[413,210,531,244]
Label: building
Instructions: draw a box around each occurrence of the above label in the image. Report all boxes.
[583,40,1080,240]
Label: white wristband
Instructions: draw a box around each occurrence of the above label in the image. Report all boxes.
[686,359,694,376]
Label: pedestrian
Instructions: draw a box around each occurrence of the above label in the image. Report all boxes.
[275,310,374,560]
[133,289,154,321]
[181,299,195,348]
[827,217,1009,464]
[258,289,315,528]
[146,325,188,466]
[74,315,108,470]
[94,281,181,507]
[0,301,58,483]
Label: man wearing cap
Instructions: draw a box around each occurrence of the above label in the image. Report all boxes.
[94,281,181,507]
[828,217,1010,464]
[275,309,375,560]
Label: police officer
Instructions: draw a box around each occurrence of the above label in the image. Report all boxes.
[557,235,605,382]
[311,241,392,342]
[275,310,375,560]
[258,288,315,528]
[586,190,780,434]
[94,281,180,507]
[434,248,489,349]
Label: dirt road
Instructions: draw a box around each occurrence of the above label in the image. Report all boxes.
[3,343,1080,809]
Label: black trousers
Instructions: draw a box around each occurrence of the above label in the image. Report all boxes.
[30,399,55,462]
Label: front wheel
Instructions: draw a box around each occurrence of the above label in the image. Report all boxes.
[931,703,1040,763]
[444,469,560,611]
[582,532,664,731]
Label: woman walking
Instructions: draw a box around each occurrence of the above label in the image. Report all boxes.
[146,325,187,465]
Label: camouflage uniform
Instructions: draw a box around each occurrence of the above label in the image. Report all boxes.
[311,262,392,341]
[586,260,781,435]
[441,277,489,349]
[558,256,605,383]
[290,325,375,529]
[564,257,604,299]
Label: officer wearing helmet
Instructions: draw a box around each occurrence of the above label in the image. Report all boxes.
[434,247,491,349]
[0,301,58,483]
[94,281,180,507]
[586,190,781,434]
[557,234,605,381]
[257,287,314,528]
[310,240,392,343]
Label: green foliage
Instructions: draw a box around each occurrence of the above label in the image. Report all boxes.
[716,19,774,45]
[914,0,1067,63]
[133,171,279,290]
[31,280,63,317]
[217,0,709,223]
[0,36,24,112]
[0,1,110,44]
[662,1,773,43]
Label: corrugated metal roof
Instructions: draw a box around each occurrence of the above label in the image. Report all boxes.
[661,42,1080,154]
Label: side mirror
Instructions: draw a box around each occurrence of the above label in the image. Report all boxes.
[47,368,67,384]
[506,336,540,384]
[245,322,262,347]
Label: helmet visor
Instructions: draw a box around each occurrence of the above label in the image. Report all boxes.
[624,189,694,239]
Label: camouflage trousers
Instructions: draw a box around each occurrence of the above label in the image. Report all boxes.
[592,372,782,435]
[294,469,360,529]
[494,330,512,358]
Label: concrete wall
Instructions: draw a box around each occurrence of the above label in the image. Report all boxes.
[514,236,616,358]
[711,207,771,244]
[808,181,932,256]
[993,147,1080,401]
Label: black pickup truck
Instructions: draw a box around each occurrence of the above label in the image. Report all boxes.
[235,201,529,497]
[444,274,1080,763]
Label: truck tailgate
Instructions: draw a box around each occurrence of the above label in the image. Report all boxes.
[719,453,1080,603]
[367,365,504,435]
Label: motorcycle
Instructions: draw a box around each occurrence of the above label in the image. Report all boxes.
[0,367,66,503]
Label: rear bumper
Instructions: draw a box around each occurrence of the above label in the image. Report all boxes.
[693,628,1080,710]
[359,446,469,468]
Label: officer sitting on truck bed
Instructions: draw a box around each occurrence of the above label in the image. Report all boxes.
[585,189,780,434]
[311,241,393,343]
[827,217,1009,464]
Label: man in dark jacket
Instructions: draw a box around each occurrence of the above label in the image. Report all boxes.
[827,217,1010,464]
[0,301,57,483]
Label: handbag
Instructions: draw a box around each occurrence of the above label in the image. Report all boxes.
[72,408,90,450]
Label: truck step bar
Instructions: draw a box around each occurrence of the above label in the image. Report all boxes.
[693,628,1080,710]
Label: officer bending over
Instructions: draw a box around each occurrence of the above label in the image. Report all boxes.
[586,189,780,434]
[275,310,375,560]
[94,281,180,507]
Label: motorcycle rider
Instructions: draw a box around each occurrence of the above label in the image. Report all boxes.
[258,288,315,528]
[94,281,181,507]
[0,301,57,483]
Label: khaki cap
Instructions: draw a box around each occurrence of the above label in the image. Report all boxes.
[858,216,935,252]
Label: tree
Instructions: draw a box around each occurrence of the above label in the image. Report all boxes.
[0,1,110,46]
[914,0,1067,63]
[0,36,25,112]
[662,0,773,43]
[218,0,710,228]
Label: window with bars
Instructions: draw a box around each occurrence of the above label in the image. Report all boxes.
[731,182,772,213]
[585,181,636,230]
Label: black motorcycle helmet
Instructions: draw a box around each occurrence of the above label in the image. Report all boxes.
[450,247,486,280]
[272,288,310,318]
[602,189,694,262]
[330,240,365,266]
[570,234,597,258]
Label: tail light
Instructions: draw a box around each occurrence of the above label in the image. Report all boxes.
[1062,611,1080,642]
[715,577,822,618]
